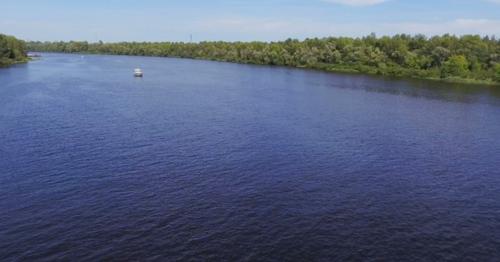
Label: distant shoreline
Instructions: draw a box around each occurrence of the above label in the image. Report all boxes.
[31,51,500,87]
[26,35,500,86]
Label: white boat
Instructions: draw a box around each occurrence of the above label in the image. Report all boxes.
[134,68,143,77]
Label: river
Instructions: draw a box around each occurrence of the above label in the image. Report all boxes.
[1,53,500,261]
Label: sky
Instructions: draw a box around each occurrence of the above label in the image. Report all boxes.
[1,0,500,42]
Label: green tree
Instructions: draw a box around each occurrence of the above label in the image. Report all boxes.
[441,55,469,78]
[495,64,500,82]
[431,46,451,67]
[23,34,500,84]
[0,34,27,67]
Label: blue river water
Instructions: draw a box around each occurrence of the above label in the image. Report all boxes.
[1,53,500,261]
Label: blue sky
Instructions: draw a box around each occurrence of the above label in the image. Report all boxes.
[1,0,500,42]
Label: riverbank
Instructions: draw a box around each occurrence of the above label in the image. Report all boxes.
[0,57,30,68]
[319,64,500,86]
[0,33,28,68]
[26,35,500,86]
[26,50,500,87]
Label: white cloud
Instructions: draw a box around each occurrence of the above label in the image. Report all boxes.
[196,17,500,41]
[324,0,500,6]
[322,0,389,6]
[199,18,291,33]
[4,16,499,42]
[381,19,500,36]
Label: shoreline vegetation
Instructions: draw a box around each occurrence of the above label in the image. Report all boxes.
[0,34,28,67]
[21,34,500,85]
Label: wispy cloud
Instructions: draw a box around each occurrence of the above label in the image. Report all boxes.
[198,18,290,33]
[324,0,500,6]
[322,0,389,6]
[197,17,500,40]
[2,1,500,41]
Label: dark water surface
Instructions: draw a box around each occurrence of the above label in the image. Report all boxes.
[1,53,500,261]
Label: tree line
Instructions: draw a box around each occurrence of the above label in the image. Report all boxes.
[27,34,500,84]
[0,34,28,67]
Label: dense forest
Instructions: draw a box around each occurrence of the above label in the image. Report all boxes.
[0,34,28,67]
[27,34,500,84]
